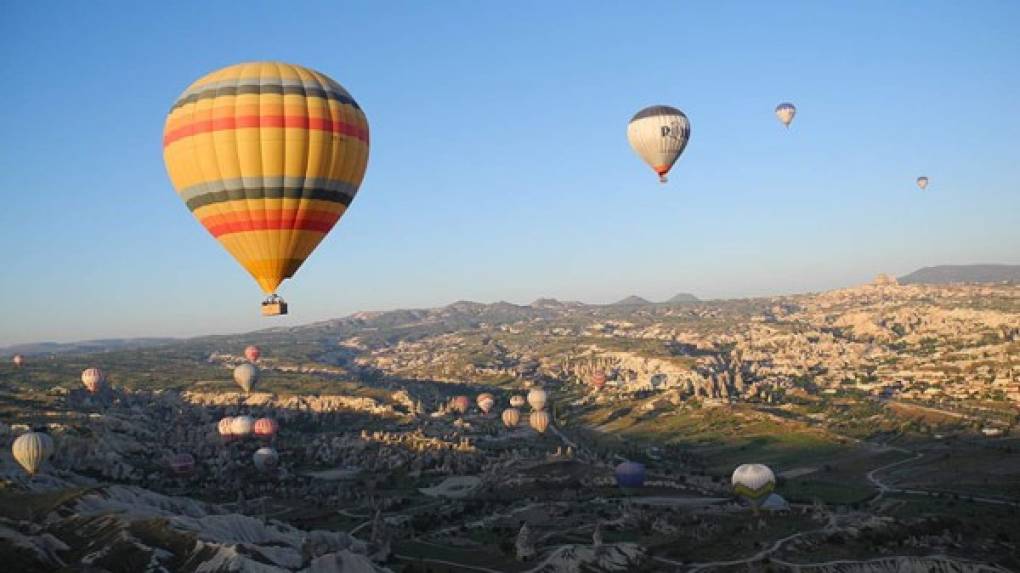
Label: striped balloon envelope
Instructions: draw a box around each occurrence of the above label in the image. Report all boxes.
[163,62,369,311]
[253,417,279,438]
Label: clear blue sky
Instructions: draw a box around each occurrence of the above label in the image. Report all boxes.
[1,1,1018,346]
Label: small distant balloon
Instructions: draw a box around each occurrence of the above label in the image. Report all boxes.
[476,393,495,414]
[12,354,24,368]
[81,368,104,394]
[627,105,691,183]
[527,388,548,412]
[12,431,53,476]
[253,447,279,472]
[244,345,261,363]
[254,417,279,439]
[615,461,646,489]
[451,395,470,415]
[590,370,607,391]
[775,102,796,128]
[509,395,526,408]
[732,463,776,511]
[502,408,521,428]
[233,364,259,394]
[218,417,235,439]
[529,410,550,434]
[916,176,929,190]
[231,415,255,437]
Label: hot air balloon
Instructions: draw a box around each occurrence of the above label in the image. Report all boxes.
[81,368,104,394]
[732,463,776,512]
[775,102,796,128]
[163,62,370,316]
[509,395,526,408]
[231,415,255,437]
[451,395,470,415]
[590,370,607,391]
[529,410,550,434]
[218,417,235,439]
[253,447,279,471]
[627,105,691,183]
[916,176,929,190]
[244,345,261,363]
[254,417,279,439]
[233,364,259,393]
[502,408,521,428]
[12,354,24,368]
[169,453,195,476]
[12,431,53,476]
[476,393,495,414]
[615,461,646,489]
[527,388,547,412]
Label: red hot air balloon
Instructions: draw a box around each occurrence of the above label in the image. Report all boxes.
[451,396,470,415]
[81,368,104,394]
[591,369,607,391]
[245,345,261,363]
[254,417,279,439]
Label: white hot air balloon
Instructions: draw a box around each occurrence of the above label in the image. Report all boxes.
[509,395,526,408]
[775,102,796,128]
[12,431,53,476]
[529,410,550,434]
[233,364,259,393]
[502,408,521,428]
[81,368,104,394]
[253,447,279,471]
[527,388,547,411]
[732,463,776,512]
[916,176,929,190]
[627,105,691,183]
[218,417,235,439]
[231,415,255,437]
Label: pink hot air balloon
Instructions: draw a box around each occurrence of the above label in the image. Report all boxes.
[244,345,261,363]
[254,417,279,438]
[591,369,607,391]
[169,453,195,476]
[476,393,495,414]
[12,354,25,368]
[81,368,104,394]
[451,395,470,415]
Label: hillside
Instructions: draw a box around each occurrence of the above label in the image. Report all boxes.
[665,292,699,303]
[899,264,1020,284]
[610,295,653,306]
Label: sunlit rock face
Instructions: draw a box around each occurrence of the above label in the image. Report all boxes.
[0,485,390,572]
[528,542,645,572]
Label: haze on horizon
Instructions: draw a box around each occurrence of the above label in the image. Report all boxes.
[1,1,1019,346]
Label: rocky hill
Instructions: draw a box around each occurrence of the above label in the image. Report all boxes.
[899,264,1020,284]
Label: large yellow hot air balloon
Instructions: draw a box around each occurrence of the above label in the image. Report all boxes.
[163,62,370,315]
